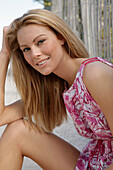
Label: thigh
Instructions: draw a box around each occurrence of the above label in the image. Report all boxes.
[3,120,80,170]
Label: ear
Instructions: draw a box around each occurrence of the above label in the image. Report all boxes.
[57,33,65,45]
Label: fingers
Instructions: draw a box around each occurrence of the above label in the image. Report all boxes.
[1,26,11,56]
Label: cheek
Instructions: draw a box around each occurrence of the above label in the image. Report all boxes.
[41,41,58,54]
[41,45,52,54]
[24,55,33,65]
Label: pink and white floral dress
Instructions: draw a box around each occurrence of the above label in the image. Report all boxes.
[63,57,113,170]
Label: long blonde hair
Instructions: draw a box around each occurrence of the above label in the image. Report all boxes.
[6,9,89,132]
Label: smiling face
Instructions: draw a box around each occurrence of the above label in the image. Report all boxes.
[17,24,65,75]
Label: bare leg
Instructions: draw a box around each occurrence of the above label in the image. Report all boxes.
[0,119,80,170]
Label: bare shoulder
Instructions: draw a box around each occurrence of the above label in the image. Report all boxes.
[83,60,113,87]
[83,60,113,109]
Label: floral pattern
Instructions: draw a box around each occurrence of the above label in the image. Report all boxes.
[63,57,113,170]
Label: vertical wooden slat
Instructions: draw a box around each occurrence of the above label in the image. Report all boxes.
[51,0,113,61]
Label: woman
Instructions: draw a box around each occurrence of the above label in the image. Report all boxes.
[0,9,113,170]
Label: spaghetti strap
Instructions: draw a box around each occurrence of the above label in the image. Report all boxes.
[82,57,100,66]
[82,57,113,68]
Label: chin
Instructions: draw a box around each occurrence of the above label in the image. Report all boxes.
[33,67,52,75]
[40,70,52,76]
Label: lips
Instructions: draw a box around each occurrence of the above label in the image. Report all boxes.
[36,57,50,66]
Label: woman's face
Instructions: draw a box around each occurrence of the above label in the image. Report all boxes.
[17,24,65,75]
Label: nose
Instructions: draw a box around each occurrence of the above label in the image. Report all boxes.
[31,46,41,59]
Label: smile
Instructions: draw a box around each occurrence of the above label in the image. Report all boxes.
[36,58,50,66]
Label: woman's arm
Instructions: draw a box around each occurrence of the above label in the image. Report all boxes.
[0,26,24,126]
[83,61,113,169]
[0,100,24,126]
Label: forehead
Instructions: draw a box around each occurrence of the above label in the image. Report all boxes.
[18,24,53,35]
[17,24,57,44]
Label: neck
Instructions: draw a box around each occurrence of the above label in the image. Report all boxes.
[53,53,84,87]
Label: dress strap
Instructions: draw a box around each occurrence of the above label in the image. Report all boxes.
[82,57,100,66]
[82,57,113,68]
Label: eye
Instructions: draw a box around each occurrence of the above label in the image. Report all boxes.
[23,48,30,52]
[37,39,45,45]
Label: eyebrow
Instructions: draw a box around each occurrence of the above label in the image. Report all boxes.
[20,34,46,47]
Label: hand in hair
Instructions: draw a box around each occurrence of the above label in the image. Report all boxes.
[1,26,11,57]
[0,25,24,126]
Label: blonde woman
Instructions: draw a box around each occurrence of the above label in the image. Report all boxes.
[0,9,113,170]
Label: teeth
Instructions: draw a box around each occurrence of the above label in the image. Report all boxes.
[38,59,48,65]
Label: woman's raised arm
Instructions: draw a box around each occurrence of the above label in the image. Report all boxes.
[0,26,24,126]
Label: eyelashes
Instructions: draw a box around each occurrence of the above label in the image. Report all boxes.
[22,39,46,52]
[37,39,45,45]
[23,48,30,52]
